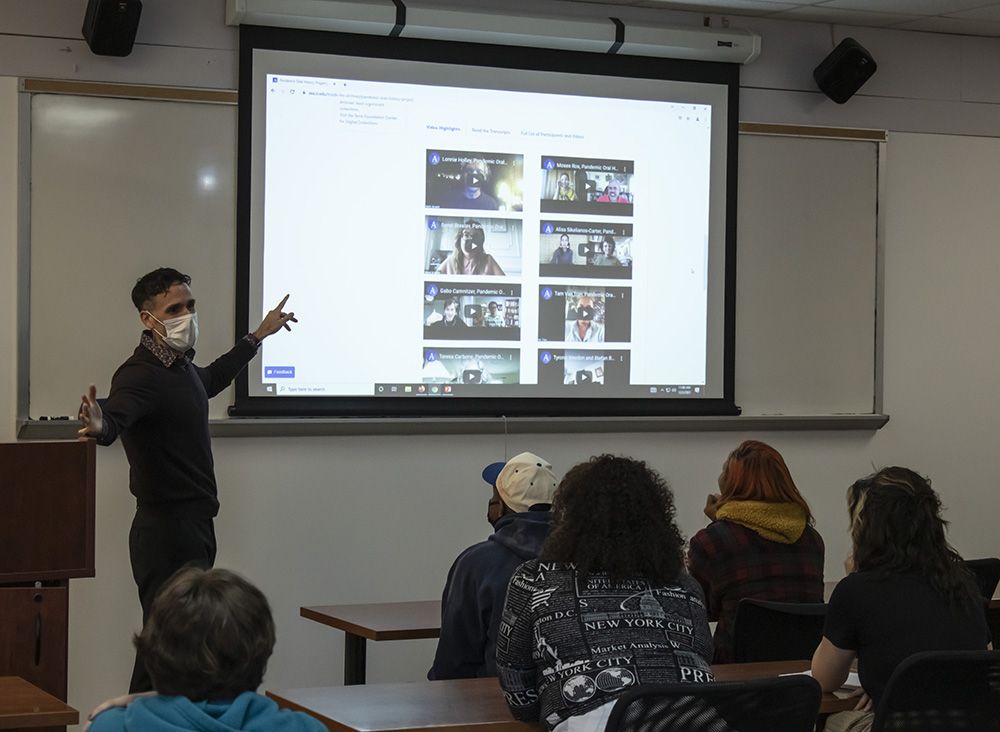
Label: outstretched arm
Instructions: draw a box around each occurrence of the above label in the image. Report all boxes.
[201,294,299,397]
[253,294,298,341]
[78,384,103,437]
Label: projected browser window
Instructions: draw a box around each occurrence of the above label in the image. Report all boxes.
[250,58,724,401]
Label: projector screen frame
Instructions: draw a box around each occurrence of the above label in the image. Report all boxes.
[233,24,739,418]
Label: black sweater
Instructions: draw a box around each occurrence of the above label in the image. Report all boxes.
[98,337,257,518]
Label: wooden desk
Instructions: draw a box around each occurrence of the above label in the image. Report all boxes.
[301,601,441,685]
[270,678,535,732]
[268,661,855,731]
[0,676,78,730]
[713,660,857,714]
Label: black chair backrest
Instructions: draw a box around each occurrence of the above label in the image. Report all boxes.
[732,599,827,663]
[871,650,1000,731]
[965,557,1000,600]
[604,676,821,732]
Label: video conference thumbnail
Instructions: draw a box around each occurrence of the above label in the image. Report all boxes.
[426,150,524,212]
[537,349,631,387]
[537,285,632,343]
[423,282,521,341]
[421,348,520,384]
[424,216,522,277]
[538,221,633,279]
[539,156,634,217]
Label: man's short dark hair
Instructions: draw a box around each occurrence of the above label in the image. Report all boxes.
[130,268,191,311]
[134,567,276,700]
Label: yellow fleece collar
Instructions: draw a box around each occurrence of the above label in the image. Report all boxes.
[715,500,807,544]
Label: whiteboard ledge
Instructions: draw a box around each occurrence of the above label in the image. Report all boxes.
[17,414,889,439]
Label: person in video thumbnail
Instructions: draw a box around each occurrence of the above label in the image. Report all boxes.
[556,173,577,201]
[436,220,506,276]
[428,299,468,331]
[565,295,604,343]
[437,159,499,210]
[595,178,629,204]
[484,301,504,327]
[549,234,574,265]
[591,235,623,267]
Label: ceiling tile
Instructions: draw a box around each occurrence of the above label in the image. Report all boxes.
[769,6,923,24]
[817,0,990,15]
[948,4,1000,20]
[559,0,647,5]
[960,35,1000,101]
[892,15,1000,33]
[630,0,799,10]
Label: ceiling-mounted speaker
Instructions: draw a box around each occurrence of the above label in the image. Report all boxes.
[814,37,876,104]
[82,0,143,57]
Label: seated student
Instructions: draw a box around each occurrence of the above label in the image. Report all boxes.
[812,467,990,732]
[497,455,713,732]
[428,452,558,680]
[85,567,325,732]
[687,440,825,663]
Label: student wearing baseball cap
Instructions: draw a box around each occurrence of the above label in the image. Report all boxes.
[428,452,558,680]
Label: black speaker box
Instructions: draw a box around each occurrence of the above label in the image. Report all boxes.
[814,38,877,104]
[82,0,142,57]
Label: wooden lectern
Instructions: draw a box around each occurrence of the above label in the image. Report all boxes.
[0,440,95,729]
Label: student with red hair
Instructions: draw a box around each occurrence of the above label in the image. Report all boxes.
[688,440,825,663]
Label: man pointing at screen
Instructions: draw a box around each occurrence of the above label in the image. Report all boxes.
[77,267,296,693]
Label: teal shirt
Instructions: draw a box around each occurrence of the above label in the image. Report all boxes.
[89,691,326,732]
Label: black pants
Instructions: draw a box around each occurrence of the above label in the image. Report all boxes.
[127,512,216,693]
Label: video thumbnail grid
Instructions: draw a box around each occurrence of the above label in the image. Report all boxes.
[418,149,637,392]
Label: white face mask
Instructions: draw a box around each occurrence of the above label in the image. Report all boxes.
[145,311,198,352]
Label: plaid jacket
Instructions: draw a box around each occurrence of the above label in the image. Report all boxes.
[687,520,825,663]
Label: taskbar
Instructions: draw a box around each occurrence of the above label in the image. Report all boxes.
[259,383,708,398]
[371,383,707,397]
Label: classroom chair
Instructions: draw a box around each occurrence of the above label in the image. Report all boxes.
[732,599,827,664]
[870,650,1000,731]
[964,557,1000,600]
[604,676,821,732]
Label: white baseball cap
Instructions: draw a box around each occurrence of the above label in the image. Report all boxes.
[482,452,558,513]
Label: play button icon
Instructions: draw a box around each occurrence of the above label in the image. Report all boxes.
[464,170,485,188]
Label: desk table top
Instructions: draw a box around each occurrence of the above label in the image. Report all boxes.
[301,590,998,640]
[269,677,536,732]
[301,601,441,641]
[0,676,79,729]
[269,661,855,732]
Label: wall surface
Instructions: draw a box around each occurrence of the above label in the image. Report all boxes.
[3,0,1000,724]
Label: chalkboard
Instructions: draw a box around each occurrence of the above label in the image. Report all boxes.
[25,89,880,422]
